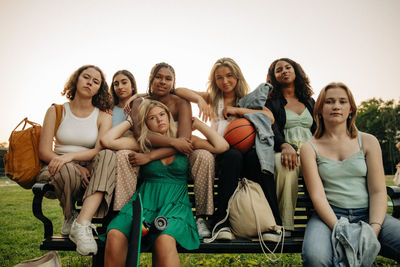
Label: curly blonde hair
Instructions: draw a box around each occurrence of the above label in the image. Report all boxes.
[137,99,177,152]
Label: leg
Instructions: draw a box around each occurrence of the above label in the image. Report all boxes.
[83,149,116,219]
[70,149,116,255]
[152,234,180,267]
[214,148,243,223]
[189,149,215,216]
[274,152,299,230]
[378,214,400,262]
[113,150,140,211]
[36,162,83,219]
[105,229,128,267]
[244,149,282,225]
[302,213,334,267]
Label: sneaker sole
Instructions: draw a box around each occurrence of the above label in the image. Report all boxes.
[69,235,97,256]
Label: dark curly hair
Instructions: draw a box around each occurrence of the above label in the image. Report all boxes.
[147,62,176,96]
[267,58,313,101]
[61,65,113,111]
[110,70,137,106]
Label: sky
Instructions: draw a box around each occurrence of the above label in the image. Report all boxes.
[0,0,399,143]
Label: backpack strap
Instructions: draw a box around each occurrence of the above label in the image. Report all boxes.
[52,104,63,136]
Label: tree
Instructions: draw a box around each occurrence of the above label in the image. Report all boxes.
[356,98,400,174]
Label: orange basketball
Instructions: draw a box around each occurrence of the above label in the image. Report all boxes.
[224,118,256,153]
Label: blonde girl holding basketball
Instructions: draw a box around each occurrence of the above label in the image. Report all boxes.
[174,57,281,239]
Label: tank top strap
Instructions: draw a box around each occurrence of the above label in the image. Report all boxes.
[358,132,363,150]
[308,140,319,156]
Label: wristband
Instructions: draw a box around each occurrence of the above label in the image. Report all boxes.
[369,222,382,228]
[126,118,133,127]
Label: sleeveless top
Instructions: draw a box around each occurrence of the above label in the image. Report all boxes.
[211,97,236,136]
[112,105,128,127]
[284,108,313,150]
[55,102,99,154]
[309,133,369,209]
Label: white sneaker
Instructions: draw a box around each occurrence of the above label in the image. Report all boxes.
[216,227,235,240]
[69,219,98,255]
[61,211,78,236]
[196,218,211,237]
[262,231,282,242]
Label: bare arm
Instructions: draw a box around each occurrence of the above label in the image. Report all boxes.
[191,117,229,154]
[100,119,139,151]
[300,142,338,229]
[39,107,112,175]
[175,87,211,122]
[364,133,387,236]
[223,106,275,124]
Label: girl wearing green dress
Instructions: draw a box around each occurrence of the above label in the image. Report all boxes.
[103,99,228,267]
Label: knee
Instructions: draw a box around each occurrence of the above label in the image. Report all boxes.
[191,149,214,164]
[154,234,177,255]
[222,148,242,163]
[302,245,332,267]
[115,150,131,159]
[98,149,116,160]
[105,229,127,254]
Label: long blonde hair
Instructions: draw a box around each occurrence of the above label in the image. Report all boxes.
[206,58,249,116]
[137,99,177,152]
[314,82,358,139]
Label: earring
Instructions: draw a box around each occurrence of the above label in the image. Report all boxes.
[348,114,352,120]
[318,114,322,120]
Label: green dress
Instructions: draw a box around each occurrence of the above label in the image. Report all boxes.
[101,154,200,251]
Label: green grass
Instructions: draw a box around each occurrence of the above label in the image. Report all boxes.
[0,176,399,266]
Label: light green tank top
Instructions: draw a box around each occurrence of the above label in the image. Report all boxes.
[309,133,369,209]
[284,108,313,150]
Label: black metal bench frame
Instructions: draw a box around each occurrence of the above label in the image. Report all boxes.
[32,179,400,266]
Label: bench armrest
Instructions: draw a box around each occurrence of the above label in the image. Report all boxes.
[32,182,55,238]
[387,186,400,219]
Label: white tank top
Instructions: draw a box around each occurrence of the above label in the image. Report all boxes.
[55,102,99,154]
[211,97,236,136]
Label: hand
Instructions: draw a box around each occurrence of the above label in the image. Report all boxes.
[370,223,381,237]
[222,106,237,120]
[75,164,90,189]
[129,151,151,166]
[171,137,193,156]
[197,98,212,122]
[48,154,73,176]
[123,94,139,114]
[191,117,201,131]
[281,143,298,171]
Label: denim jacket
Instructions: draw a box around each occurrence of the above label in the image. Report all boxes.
[239,83,275,174]
[332,217,380,267]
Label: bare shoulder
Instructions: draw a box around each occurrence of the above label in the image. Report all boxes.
[98,110,112,121]
[172,94,190,106]
[300,140,315,158]
[361,132,380,151]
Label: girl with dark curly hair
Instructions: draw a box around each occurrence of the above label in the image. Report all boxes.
[265,58,316,234]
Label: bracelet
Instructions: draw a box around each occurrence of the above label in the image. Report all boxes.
[126,118,133,127]
[369,222,382,228]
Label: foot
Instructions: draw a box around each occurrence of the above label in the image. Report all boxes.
[61,211,78,236]
[262,230,282,242]
[196,218,211,238]
[215,227,235,240]
[69,219,98,255]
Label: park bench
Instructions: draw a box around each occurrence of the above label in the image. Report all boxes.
[32,177,400,266]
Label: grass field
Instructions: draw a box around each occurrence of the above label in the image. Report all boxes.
[0,176,399,266]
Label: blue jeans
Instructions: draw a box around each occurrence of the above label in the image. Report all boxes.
[302,206,400,266]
